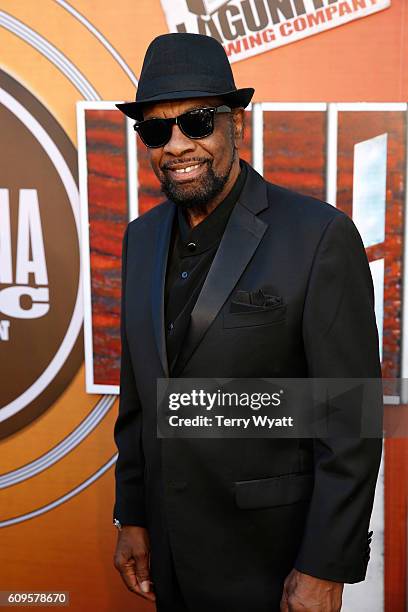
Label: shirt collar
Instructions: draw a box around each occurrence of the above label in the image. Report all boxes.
[177,160,247,256]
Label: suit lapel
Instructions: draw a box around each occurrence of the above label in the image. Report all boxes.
[151,163,269,378]
[151,200,176,378]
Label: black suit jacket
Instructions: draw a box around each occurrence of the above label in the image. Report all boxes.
[114,162,382,611]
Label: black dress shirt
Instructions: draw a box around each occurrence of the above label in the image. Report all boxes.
[164,160,248,374]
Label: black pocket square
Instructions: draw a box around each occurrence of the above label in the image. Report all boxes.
[230,289,283,313]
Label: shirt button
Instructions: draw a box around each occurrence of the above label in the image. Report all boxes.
[187,242,196,252]
[181,271,188,279]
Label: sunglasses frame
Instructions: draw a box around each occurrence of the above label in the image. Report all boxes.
[133,104,232,148]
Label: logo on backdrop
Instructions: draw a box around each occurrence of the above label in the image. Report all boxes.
[0,70,82,436]
[161,0,391,63]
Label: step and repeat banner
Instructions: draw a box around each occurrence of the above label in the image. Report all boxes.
[0,1,407,611]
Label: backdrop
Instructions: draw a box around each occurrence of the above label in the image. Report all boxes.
[0,1,407,611]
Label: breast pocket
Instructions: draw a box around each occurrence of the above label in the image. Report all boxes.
[223,302,287,329]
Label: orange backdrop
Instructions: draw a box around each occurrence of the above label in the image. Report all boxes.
[0,1,406,611]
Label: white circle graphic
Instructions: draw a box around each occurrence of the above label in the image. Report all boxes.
[0,87,83,422]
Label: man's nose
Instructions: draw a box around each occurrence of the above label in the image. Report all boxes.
[163,124,195,156]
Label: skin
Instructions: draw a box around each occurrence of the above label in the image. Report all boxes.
[113,95,344,611]
[113,525,156,603]
[281,568,343,612]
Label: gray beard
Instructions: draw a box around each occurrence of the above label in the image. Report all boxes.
[160,155,235,216]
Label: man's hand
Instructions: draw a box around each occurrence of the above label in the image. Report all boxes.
[280,568,343,611]
[113,525,156,603]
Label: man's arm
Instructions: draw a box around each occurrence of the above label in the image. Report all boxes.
[294,211,383,582]
[113,225,155,601]
[113,224,146,526]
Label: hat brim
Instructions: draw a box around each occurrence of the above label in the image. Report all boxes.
[115,87,254,121]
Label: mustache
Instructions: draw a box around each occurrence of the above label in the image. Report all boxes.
[161,158,211,171]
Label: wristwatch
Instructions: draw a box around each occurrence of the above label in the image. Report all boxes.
[113,518,122,530]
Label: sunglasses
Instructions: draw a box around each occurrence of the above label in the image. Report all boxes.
[133,104,232,148]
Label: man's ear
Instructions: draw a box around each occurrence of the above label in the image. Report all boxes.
[232,108,245,145]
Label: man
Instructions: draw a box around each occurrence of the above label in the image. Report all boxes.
[113,33,382,612]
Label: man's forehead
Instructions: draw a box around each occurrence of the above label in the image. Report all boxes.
[142,96,224,119]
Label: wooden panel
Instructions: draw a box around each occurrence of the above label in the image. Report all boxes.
[337,111,405,380]
[86,109,128,386]
[263,111,326,200]
[240,109,252,165]
[137,136,163,216]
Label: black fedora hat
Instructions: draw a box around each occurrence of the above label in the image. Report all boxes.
[116,33,254,121]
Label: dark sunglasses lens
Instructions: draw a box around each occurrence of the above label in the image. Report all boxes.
[137,119,171,147]
[179,109,214,138]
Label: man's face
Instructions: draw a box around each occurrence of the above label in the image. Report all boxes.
[141,96,244,213]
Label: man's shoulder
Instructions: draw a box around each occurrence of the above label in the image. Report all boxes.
[243,162,344,230]
[253,175,352,244]
[264,179,342,225]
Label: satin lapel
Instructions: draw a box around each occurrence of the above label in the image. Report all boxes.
[151,201,176,378]
[173,166,269,375]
